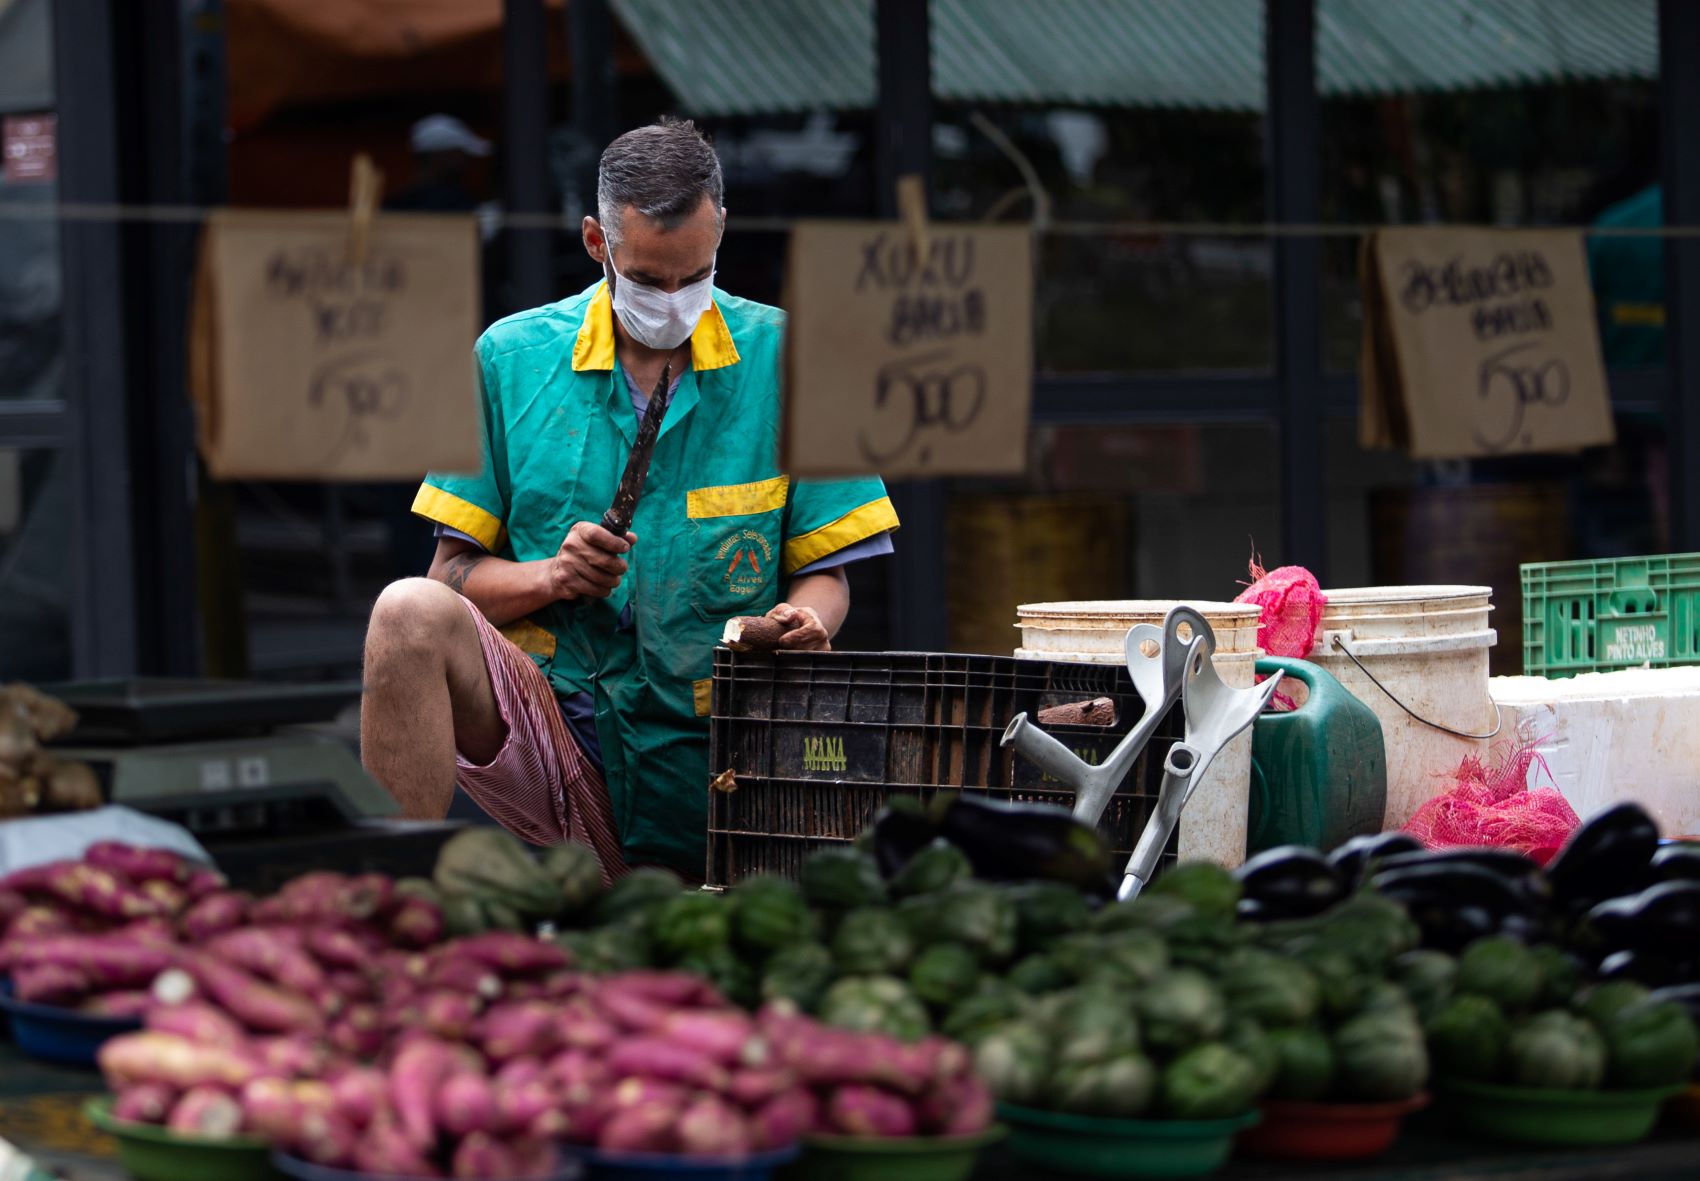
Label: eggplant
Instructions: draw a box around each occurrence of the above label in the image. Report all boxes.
[1546,802,1660,913]
[1585,880,1700,954]
[1383,890,1498,953]
[1370,863,1531,922]
[936,794,1116,896]
[1598,948,1688,990]
[1649,983,1700,1023]
[1647,843,1700,887]
[1234,845,1346,919]
[1327,832,1424,887]
[869,798,942,878]
[1375,846,1542,880]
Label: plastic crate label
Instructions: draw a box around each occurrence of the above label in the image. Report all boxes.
[774,727,888,782]
[1602,622,1666,664]
[800,735,849,774]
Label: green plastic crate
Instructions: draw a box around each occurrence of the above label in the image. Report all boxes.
[1522,552,1700,677]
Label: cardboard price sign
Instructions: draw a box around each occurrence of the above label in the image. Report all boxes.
[191,209,481,480]
[782,223,1033,477]
[1360,227,1615,459]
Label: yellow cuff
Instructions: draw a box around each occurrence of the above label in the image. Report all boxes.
[781,497,901,575]
[412,484,506,551]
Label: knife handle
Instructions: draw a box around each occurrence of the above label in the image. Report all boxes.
[598,509,629,538]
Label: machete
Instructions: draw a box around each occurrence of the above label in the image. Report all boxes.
[599,362,673,538]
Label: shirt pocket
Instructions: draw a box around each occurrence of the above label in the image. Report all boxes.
[685,476,789,622]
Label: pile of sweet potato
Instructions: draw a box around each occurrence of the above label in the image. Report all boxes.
[0,683,101,817]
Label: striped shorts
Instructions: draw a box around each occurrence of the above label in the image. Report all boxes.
[455,597,627,881]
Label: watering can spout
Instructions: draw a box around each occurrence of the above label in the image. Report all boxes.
[1001,713,1082,784]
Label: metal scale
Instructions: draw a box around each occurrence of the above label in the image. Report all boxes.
[41,678,397,838]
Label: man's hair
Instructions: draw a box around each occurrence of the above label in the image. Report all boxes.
[597,118,724,249]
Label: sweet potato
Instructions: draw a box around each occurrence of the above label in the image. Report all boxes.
[354,1116,441,1178]
[290,1109,359,1168]
[183,868,229,901]
[751,1089,817,1151]
[388,1038,458,1149]
[452,1132,522,1180]
[479,1001,561,1062]
[605,1038,729,1091]
[598,1105,682,1155]
[37,863,164,920]
[422,956,502,999]
[421,990,481,1041]
[380,949,431,980]
[324,969,377,1005]
[594,990,673,1034]
[115,917,177,946]
[452,932,569,976]
[664,1010,759,1067]
[329,1007,386,1060]
[678,1094,752,1158]
[495,1057,546,1089]
[722,616,787,653]
[238,1078,300,1141]
[206,929,329,996]
[167,1086,244,1139]
[494,1078,557,1134]
[253,1035,332,1080]
[0,888,26,931]
[828,1085,917,1138]
[344,873,394,921]
[177,890,250,942]
[273,872,352,924]
[728,1068,795,1109]
[917,1074,994,1137]
[5,905,77,940]
[14,962,91,1006]
[543,1049,610,1106]
[437,1070,501,1138]
[146,1000,246,1044]
[175,952,324,1035]
[138,880,188,917]
[7,935,175,989]
[555,1003,618,1052]
[611,970,720,1007]
[0,860,71,895]
[387,896,445,949]
[99,1031,257,1090]
[81,990,152,1020]
[112,1083,178,1125]
[302,927,371,971]
[779,1022,935,1097]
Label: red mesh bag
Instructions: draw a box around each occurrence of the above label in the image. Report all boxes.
[1235,559,1326,659]
[1403,735,1580,865]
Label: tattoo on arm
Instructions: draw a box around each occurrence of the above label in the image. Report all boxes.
[439,553,486,596]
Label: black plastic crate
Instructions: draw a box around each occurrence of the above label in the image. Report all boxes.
[706,650,1182,887]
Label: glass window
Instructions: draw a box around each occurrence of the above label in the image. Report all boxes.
[0,447,72,679]
[0,0,60,402]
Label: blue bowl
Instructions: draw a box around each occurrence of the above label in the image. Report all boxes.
[0,978,142,1068]
[274,1151,584,1181]
[575,1145,801,1181]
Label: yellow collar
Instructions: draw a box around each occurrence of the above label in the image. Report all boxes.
[570,282,741,373]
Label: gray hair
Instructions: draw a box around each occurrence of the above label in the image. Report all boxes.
[597,119,725,250]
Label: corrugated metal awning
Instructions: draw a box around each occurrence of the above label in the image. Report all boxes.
[610,0,1656,116]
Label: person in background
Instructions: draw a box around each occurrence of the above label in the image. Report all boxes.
[360,120,897,878]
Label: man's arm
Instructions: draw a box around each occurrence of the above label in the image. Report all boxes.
[766,568,849,650]
[426,522,638,627]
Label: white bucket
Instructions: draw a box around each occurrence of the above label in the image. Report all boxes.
[1312,586,1498,829]
[1016,600,1264,659]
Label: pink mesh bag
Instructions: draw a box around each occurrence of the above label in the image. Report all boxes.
[1235,559,1326,659]
[1403,736,1580,865]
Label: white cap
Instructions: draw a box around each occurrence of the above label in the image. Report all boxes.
[410,115,492,157]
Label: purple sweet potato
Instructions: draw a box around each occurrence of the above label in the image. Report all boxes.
[0,888,29,931]
[727,1068,795,1109]
[81,990,153,1020]
[84,841,187,885]
[543,1050,610,1106]
[37,863,165,920]
[330,1005,385,1060]
[146,1001,247,1045]
[0,860,73,895]
[479,1001,561,1062]
[253,1035,333,1080]
[344,873,394,922]
[605,1038,729,1091]
[112,1083,178,1125]
[452,933,570,976]
[182,868,229,901]
[238,1078,300,1141]
[538,970,581,1000]
[452,1132,522,1180]
[605,1077,690,1114]
[916,1075,993,1137]
[14,961,92,1006]
[421,990,482,1041]
[330,1066,388,1129]
[828,1085,917,1138]
[751,1090,817,1151]
[290,1109,359,1168]
[176,952,324,1035]
[594,990,673,1034]
[494,1078,557,1134]
[663,1010,759,1067]
[177,890,251,942]
[436,1070,501,1138]
[614,970,720,1007]
[555,1003,618,1052]
[598,1105,682,1155]
[422,956,502,999]
[327,968,378,1004]
[388,1038,458,1149]
[99,1032,257,1090]
[386,896,445,949]
[115,917,177,945]
[4,905,77,940]
[138,879,188,918]
[495,1057,546,1089]
[206,929,329,996]
[7,934,175,989]
[780,1023,936,1097]
[677,1094,752,1158]
[302,927,371,971]
[353,1116,442,1178]
[167,1086,244,1139]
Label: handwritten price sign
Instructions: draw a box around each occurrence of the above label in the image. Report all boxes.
[1360,227,1613,460]
[782,223,1033,477]
[191,210,480,479]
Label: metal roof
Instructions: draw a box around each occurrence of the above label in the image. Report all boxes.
[610,0,1656,116]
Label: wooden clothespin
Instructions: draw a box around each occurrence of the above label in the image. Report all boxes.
[895,173,928,269]
[347,152,385,265]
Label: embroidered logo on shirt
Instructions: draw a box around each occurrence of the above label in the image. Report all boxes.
[715,528,774,598]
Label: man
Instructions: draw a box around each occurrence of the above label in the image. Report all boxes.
[361,120,898,878]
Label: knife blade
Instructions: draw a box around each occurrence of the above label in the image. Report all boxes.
[600,363,673,538]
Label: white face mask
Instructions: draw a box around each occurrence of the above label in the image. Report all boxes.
[607,255,716,350]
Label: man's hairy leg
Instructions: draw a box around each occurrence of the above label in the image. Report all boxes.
[361,578,507,818]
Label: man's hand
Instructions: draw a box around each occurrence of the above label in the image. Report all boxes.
[766,602,831,651]
[548,522,637,601]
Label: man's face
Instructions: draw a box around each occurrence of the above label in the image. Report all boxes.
[583,195,722,294]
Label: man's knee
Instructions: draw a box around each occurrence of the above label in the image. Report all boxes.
[366,577,466,663]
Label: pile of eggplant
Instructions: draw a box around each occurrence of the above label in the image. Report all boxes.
[1232,804,1700,990]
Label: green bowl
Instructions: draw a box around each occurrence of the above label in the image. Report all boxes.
[791,1126,1005,1181]
[87,1097,279,1181]
[998,1104,1258,1179]
[1436,1078,1687,1146]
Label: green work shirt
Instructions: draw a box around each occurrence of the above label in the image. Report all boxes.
[413,281,899,874]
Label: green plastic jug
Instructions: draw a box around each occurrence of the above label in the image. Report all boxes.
[1247,656,1387,856]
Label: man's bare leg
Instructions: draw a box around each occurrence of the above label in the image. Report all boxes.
[360,578,507,818]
